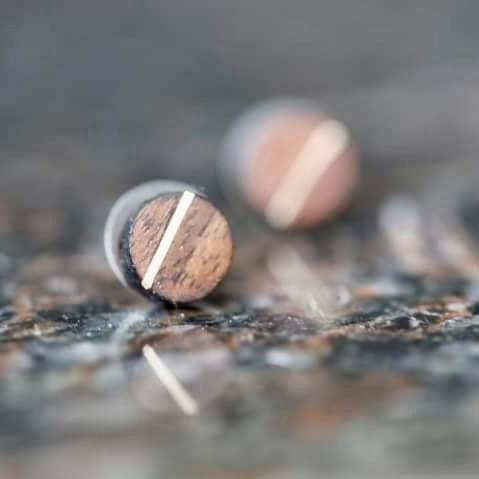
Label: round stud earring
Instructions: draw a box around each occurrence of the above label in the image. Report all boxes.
[219,98,359,230]
[104,181,234,303]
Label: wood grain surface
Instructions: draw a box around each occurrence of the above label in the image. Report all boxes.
[128,193,233,303]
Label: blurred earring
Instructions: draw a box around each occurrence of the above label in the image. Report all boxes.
[218,98,359,230]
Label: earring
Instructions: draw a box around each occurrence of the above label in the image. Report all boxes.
[104,181,233,303]
[218,98,359,230]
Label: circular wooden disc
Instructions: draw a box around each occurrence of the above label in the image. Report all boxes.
[127,193,233,303]
[238,111,359,229]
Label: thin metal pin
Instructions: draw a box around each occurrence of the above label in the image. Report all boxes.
[142,344,199,416]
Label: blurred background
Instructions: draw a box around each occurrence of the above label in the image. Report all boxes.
[2,1,479,247]
[3,2,479,478]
